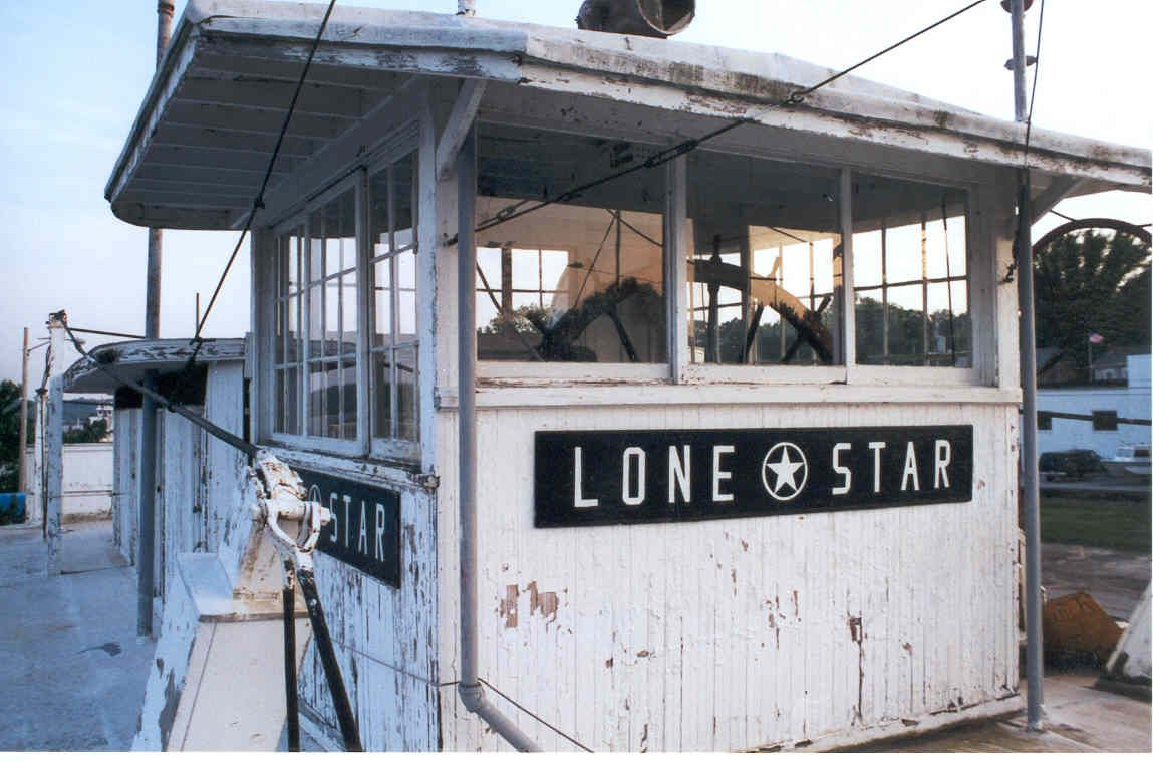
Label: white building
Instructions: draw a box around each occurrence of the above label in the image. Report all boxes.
[98,0,1150,752]
[1039,354,1152,458]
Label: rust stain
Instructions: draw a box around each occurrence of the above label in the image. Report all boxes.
[848,615,863,644]
[636,649,651,658]
[500,584,518,628]
[741,539,749,551]
[527,581,559,625]
[605,657,614,669]
[639,723,648,753]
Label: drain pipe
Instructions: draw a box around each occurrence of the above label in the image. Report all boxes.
[456,126,540,752]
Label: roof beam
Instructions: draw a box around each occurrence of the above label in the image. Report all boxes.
[176,77,371,119]
[193,52,405,91]
[141,144,299,174]
[151,124,319,158]
[437,79,487,180]
[165,100,353,140]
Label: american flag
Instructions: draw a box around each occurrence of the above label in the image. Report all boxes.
[1088,332,1105,344]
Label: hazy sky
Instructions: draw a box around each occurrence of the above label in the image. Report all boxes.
[1,0,1148,383]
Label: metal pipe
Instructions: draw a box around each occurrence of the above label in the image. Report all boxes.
[18,327,29,495]
[298,566,362,751]
[138,378,159,637]
[138,0,174,641]
[282,561,300,752]
[457,126,541,753]
[1011,0,1044,732]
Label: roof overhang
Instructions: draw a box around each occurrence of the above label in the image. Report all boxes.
[106,0,1150,230]
[63,338,246,394]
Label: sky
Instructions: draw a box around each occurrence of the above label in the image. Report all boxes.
[0,0,1149,384]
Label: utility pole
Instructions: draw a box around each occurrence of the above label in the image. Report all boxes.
[18,327,29,494]
[1009,0,1045,732]
[139,0,175,638]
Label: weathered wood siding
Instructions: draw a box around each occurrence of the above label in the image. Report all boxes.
[112,408,140,564]
[436,400,1020,751]
[284,455,441,752]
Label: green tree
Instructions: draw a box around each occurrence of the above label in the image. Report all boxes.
[0,379,27,493]
[1035,230,1151,379]
[64,417,109,445]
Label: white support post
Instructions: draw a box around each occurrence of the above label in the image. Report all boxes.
[45,314,66,575]
[436,79,487,181]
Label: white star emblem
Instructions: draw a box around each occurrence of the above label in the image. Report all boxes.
[761,442,808,501]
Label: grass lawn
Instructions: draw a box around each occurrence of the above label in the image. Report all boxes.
[1041,493,1152,553]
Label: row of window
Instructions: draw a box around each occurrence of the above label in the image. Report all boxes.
[268,125,974,454]
[1038,411,1121,431]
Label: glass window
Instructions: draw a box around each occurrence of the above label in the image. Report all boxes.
[1092,410,1118,431]
[686,152,843,365]
[270,151,418,451]
[305,189,358,440]
[273,226,304,435]
[475,124,666,363]
[368,153,419,442]
[852,176,969,367]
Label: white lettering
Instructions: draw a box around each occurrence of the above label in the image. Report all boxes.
[357,500,368,553]
[934,440,952,489]
[868,442,886,493]
[901,442,920,491]
[342,494,352,546]
[621,447,646,506]
[329,492,339,542]
[712,445,735,503]
[374,503,385,561]
[668,445,691,504]
[573,447,599,508]
[832,443,852,496]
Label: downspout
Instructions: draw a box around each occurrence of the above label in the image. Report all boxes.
[456,126,541,752]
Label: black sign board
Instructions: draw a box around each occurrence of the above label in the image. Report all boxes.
[535,426,972,528]
[295,467,402,587]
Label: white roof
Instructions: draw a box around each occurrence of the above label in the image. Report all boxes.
[106,0,1150,229]
[63,338,246,394]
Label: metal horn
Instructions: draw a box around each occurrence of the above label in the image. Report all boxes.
[576,0,695,38]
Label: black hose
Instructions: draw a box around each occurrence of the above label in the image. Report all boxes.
[297,567,363,752]
[283,562,300,752]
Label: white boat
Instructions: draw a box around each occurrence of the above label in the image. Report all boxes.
[1103,443,1152,480]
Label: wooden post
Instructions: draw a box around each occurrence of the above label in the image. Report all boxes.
[18,327,29,495]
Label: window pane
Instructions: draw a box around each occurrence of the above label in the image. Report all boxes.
[367,153,420,445]
[275,368,301,435]
[852,175,969,366]
[338,354,357,440]
[688,152,842,365]
[397,249,416,336]
[854,288,885,364]
[371,351,392,439]
[476,124,666,362]
[886,284,924,364]
[372,258,391,345]
[396,345,418,441]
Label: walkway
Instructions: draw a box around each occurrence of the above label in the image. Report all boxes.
[0,521,152,751]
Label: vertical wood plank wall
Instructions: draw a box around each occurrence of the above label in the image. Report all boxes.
[436,401,1020,752]
[289,461,441,751]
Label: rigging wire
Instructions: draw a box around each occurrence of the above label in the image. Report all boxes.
[1022,0,1047,165]
[788,0,988,102]
[175,0,340,390]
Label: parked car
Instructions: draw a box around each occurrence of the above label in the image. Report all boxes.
[1039,450,1106,481]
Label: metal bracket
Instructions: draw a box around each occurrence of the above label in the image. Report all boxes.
[251,450,330,571]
